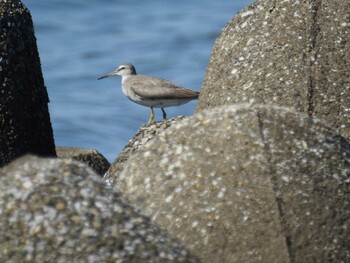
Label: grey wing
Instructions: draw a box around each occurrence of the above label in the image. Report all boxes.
[126,75,199,100]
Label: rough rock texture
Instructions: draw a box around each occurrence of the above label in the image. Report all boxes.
[105,117,185,183]
[0,155,198,263]
[114,104,350,263]
[197,0,350,141]
[56,147,110,176]
[0,0,56,167]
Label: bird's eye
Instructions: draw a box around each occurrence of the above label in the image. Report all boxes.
[118,66,125,71]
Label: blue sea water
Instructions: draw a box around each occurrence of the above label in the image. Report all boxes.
[22,0,255,162]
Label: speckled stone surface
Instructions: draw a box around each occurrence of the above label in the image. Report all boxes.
[114,104,350,262]
[196,0,350,141]
[0,155,198,262]
[56,147,110,176]
[105,117,186,183]
[0,0,56,166]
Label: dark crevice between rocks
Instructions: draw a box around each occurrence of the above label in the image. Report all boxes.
[268,0,277,13]
[307,0,322,116]
[256,111,294,263]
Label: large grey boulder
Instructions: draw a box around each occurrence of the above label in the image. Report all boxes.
[0,155,198,262]
[0,0,56,166]
[197,0,350,141]
[114,104,350,262]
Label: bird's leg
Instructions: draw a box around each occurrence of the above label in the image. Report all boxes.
[161,108,167,120]
[147,107,155,126]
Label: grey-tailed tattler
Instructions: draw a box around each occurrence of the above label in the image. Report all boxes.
[98,63,199,126]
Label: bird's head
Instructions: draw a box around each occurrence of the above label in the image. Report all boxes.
[98,63,137,80]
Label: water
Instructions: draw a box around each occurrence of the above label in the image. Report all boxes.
[22,0,255,162]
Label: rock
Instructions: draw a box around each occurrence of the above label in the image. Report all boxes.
[0,155,198,262]
[105,117,186,184]
[56,147,110,176]
[196,0,350,141]
[114,104,350,262]
[0,0,56,167]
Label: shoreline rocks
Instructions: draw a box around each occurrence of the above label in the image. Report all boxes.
[0,0,56,167]
[113,104,350,262]
[0,155,199,262]
[56,147,110,176]
[197,0,350,141]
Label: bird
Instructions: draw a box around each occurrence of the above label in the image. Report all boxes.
[98,63,199,126]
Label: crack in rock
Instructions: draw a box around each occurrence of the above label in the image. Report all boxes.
[257,111,294,263]
[307,0,322,116]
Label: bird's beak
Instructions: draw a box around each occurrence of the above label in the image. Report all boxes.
[98,70,118,80]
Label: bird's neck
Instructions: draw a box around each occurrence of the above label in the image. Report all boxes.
[121,74,131,82]
[121,75,135,88]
